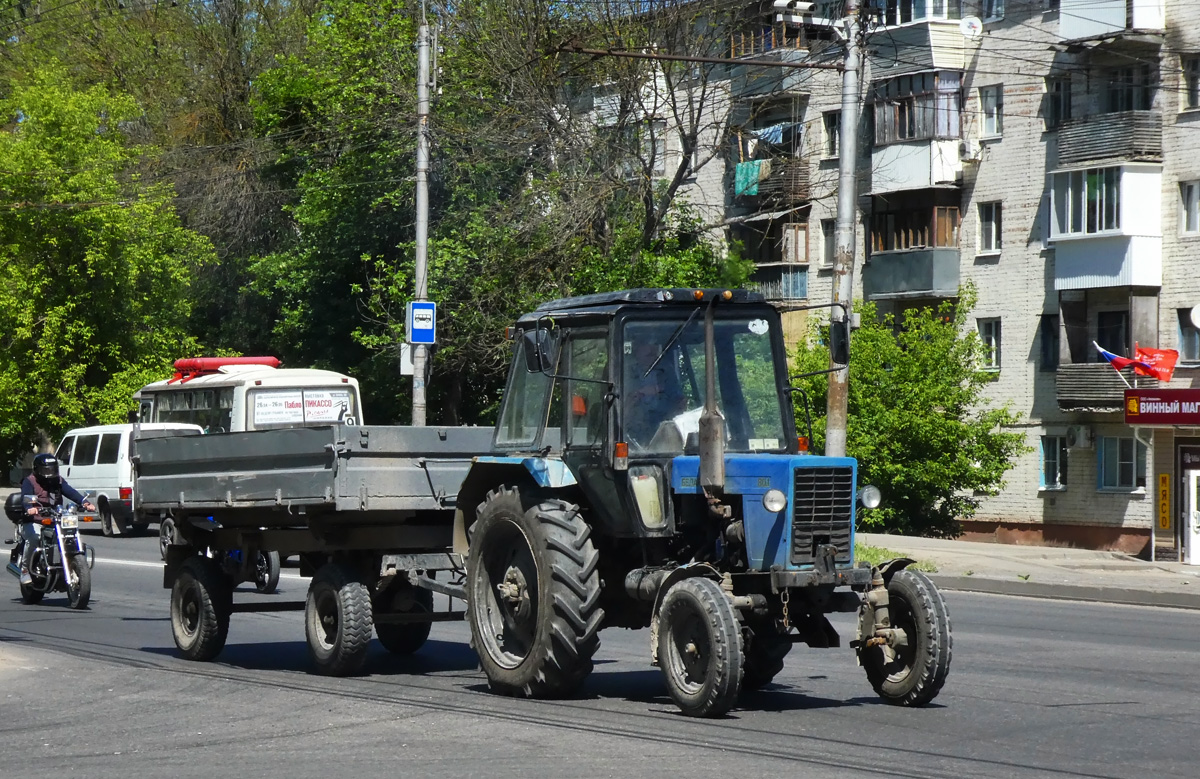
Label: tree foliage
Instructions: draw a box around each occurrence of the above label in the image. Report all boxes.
[791,288,1028,537]
[0,69,215,458]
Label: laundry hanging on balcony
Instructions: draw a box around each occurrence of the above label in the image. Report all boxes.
[735,159,772,196]
[748,122,802,155]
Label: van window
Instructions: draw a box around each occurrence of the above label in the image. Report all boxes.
[73,435,100,466]
[96,433,121,465]
[56,437,75,465]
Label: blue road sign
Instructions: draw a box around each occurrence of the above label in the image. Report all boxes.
[407,301,437,345]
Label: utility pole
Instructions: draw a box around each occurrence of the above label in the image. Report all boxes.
[825,0,862,458]
[411,15,432,426]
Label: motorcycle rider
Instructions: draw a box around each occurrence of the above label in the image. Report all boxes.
[18,453,95,586]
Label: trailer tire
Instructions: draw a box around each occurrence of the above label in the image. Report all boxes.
[859,569,952,707]
[466,488,603,699]
[171,556,231,661]
[741,621,792,691]
[158,516,177,561]
[254,550,281,594]
[659,577,743,717]
[375,586,434,655]
[305,562,373,676]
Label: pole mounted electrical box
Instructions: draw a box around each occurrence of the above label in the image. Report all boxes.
[407,301,437,345]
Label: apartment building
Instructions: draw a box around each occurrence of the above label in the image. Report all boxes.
[583,1,1200,555]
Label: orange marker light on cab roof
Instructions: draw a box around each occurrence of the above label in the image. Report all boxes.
[721,289,732,300]
[692,290,704,300]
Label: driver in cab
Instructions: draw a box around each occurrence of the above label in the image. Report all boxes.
[624,342,686,450]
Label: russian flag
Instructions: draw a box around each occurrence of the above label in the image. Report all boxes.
[1094,341,1152,374]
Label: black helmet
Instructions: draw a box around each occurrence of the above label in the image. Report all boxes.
[33,453,59,481]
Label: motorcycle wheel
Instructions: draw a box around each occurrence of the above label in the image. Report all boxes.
[254,550,281,594]
[67,554,91,609]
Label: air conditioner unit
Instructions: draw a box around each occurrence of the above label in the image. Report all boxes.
[1066,425,1094,449]
[959,139,982,162]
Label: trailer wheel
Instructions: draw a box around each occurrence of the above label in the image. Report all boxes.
[466,488,603,699]
[859,569,952,706]
[253,550,281,594]
[171,556,231,661]
[658,577,743,717]
[66,554,91,610]
[375,585,433,655]
[741,620,792,692]
[158,516,177,561]
[305,562,373,676]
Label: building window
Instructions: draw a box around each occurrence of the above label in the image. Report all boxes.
[1185,57,1200,110]
[1182,181,1200,234]
[1044,76,1072,129]
[1178,309,1200,362]
[980,86,1003,137]
[1096,310,1128,358]
[1041,435,1067,489]
[982,0,1004,21]
[1040,314,1060,370]
[821,218,836,267]
[823,111,840,157]
[879,0,963,26]
[978,202,1002,253]
[1106,65,1155,113]
[871,71,961,146]
[1051,167,1120,237]
[978,318,1001,370]
[871,206,960,252]
[1098,436,1147,491]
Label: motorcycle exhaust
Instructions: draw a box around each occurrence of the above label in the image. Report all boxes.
[5,561,20,579]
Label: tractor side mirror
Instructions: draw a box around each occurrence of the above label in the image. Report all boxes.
[830,318,850,366]
[522,328,559,374]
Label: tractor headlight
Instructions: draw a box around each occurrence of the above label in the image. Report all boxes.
[857,485,882,509]
[762,489,788,513]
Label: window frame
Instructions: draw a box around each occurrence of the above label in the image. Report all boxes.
[1040,314,1060,371]
[978,201,1002,254]
[982,0,1004,22]
[1181,180,1200,235]
[979,85,1003,138]
[1184,56,1200,111]
[820,218,836,268]
[1044,76,1072,130]
[1178,308,1200,363]
[978,317,1002,371]
[1040,435,1068,490]
[1097,436,1147,492]
[1050,166,1122,239]
[1106,65,1155,114]
[823,111,840,158]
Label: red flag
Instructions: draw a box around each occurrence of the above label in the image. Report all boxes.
[1134,342,1179,382]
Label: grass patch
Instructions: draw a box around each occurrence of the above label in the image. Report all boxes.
[855,542,938,573]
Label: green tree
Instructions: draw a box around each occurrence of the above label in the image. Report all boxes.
[0,69,215,458]
[791,288,1028,537]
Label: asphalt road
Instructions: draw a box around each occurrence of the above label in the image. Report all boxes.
[1,529,1198,779]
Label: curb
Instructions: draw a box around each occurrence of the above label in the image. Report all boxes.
[927,574,1200,611]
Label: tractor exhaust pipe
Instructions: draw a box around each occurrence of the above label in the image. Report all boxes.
[699,293,726,490]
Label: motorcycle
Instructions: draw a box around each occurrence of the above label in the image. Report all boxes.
[5,494,95,609]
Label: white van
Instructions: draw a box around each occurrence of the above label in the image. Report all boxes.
[55,423,203,536]
[134,357,363,433]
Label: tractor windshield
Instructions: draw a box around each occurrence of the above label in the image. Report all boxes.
[621,315,788,454]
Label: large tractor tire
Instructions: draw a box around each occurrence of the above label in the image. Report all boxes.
[741,619,792,692]
[658,577,744,717]
[375,585,434,655]
[66,554,91,610]
[305,562,373,676]
[859,569,952,706]
[171,555,232,661]
[466,488,603,699]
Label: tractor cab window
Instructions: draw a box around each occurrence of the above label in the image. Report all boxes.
[496,337,555,449]
[565,334,609,448]
[621,316,787,454]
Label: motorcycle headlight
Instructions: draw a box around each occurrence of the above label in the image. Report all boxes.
[762,489,788,513]
[857,485,882,509]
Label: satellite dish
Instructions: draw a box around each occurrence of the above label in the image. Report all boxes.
[960,16,983,39]
[1190,303,1200,329]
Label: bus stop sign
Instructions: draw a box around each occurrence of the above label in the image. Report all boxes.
[407,301,436,345]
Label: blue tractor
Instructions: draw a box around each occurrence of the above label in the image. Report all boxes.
[455,288,951,717]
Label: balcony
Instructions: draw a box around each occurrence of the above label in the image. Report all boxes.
[731,47,815,99]
[735,158,810,204]
[1059,0,1164,43]
[870,140,962,195]
[1057,111,1161,167]
[1057,364,1148,411]
[862,248,959,301]
[750,264,807,302]
[866,20,967,77]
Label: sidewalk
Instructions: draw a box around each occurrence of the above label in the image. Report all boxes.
[857,532,1200,610]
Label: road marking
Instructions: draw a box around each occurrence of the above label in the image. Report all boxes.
[93,557,306,580]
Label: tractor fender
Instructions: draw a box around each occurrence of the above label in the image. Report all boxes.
[452,457,579,556]
[648,563,723,666]
[876,557,915,584]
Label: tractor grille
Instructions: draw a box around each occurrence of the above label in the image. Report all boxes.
[790,466,854,566]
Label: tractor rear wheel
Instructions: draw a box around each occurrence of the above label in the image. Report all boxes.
[466,488,603,699]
